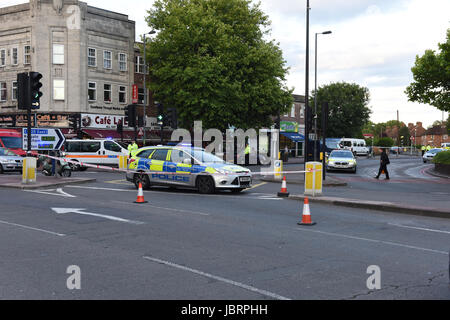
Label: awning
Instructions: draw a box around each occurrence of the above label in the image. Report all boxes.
[82,129,121,139]
[280,132,304,142]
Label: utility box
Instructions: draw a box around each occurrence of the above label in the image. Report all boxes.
[304,161,323,196]
[118,155,128,169]
[273,160,283,180]
[22,157,36,184]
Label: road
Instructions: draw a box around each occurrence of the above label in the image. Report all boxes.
[0,156,449,299]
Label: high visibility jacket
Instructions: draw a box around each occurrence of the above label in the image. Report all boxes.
[244,145,251,155]
[426,146,431,151]
[128,143,138,156]
[421,146,425,151]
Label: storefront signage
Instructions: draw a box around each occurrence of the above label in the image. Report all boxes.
[81,113,126,129]
[280,121,299,133]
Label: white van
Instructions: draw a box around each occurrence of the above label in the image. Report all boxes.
[63,139,128,169]
[441,142,450,150]
[338,138,369,156]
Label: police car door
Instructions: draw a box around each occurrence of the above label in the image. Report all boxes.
[148,148,170,185]
[166,149,194,186]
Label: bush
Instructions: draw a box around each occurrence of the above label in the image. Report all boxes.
[374,137,394,147]
[433,151,450,164]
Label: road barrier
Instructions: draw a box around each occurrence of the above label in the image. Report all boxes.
[297,197,316,226]
[277,176,289,197]
[304,162,323,196]
[22,157,36,184]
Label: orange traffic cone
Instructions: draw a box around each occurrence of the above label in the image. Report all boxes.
[277,176,290,197]
[134,182,148,204]
[297,197,316,226]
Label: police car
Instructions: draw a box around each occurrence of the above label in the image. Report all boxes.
[126,146,252,193]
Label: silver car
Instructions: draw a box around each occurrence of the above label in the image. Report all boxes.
[423,148,443,163]
[0,147,23,174]
[326,149,357,173]
[126,146,252,193]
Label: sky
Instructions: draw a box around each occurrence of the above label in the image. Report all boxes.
[2,0,449,128]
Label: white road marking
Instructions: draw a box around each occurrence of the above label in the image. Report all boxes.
[0,219,66,237]
[388,223,450,235]
[51,208,144,225]
[24,188,76,198]
[295,228,447,255]
[66,185,134,192]
[143,256,291,300]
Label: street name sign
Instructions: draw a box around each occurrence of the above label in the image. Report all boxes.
[22,128,65,151]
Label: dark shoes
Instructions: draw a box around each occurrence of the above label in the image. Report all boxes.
[374,176,379,179]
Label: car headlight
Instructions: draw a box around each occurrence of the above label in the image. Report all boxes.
[328,161,335,165]
[215,168,230,175]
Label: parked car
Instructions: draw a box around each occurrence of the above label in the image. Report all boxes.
[0,147,23,174]
[390,146,403,154]
[338,138,369,156]
[422,148,444,163]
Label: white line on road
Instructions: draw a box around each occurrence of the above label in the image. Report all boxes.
[388,223,450,235]
[52,208,144,225]
[24,188,77,198]
[0,219,66,237]
[295,228,448,255]
[143,256,291,300]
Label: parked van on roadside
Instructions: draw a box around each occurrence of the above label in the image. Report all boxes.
[0,129,25,156]
[62,139,127,170]
[338,138,370,156]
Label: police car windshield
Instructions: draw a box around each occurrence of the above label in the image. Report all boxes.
[185,149,225,164]
[330,151,354,158]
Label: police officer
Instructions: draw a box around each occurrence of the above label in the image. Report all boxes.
[244,143,251,165]
[426,145,431,152]
[375,148,390,180]
[421,145,426,156]
[128,140,139,157]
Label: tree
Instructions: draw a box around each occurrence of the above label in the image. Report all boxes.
[375,137,394,148]
[398,126,410,146]
[144,0,293,130]
[313,82,372,137]
[405,29,450,112]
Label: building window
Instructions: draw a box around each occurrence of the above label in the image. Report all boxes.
[12,81,17,101]
[53,79,65,100]
[104,84,111,102]
[138,87,145,104]
[88,82,96,101]
[0,49,6,66]
[300,105,304,118]
[0,82,6,101]
[119,86,126,104]
[135,56,144,73]
[290,104,295,117]
[103,51,112,69]
[12,47,18,65]
[24,45,31,65]
[53,44,64,64]
[119,53,127,71]
[88,48,96,67]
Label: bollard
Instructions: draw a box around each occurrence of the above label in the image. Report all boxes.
[304,161,323,196]
[22,157,37,184]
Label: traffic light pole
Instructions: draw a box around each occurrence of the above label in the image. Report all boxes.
[304,0,310,167]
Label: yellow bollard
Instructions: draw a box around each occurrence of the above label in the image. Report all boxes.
[118,155,128,169]
[22,157,37,184]
[304,161,323,196]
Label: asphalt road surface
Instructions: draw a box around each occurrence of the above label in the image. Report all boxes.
[0,156,449,299]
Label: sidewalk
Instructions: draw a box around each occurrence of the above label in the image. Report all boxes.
[0,173,96,190]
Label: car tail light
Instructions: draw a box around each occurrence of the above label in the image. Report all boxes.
[128,158,136,165]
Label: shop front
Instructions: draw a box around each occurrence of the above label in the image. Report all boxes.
[280,121,304,157]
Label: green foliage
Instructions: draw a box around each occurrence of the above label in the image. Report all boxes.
[405,29,450,112]
[144,0,293,130]
[433,150,450,164]
[314,82,372,137]
[374,137,394,147]
[399,126,410,146]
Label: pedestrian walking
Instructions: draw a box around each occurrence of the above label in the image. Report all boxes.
[375,148,390,180]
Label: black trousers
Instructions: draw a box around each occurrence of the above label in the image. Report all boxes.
[376,164,389,178]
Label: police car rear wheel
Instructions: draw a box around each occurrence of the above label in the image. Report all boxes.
[197,176,215,194]
[134,173,150,190]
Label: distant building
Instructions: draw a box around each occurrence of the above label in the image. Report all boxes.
[420,125,449,147]
[279,94,305,157]
[0,0,135,139]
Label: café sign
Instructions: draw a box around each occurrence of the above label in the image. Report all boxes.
[81,113,127,129]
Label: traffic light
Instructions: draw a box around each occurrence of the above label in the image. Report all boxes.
[156,103,164,126]
[137,115,144,127]
[69,115,78,131]
[29,72,43,109]
[165,107,177,128]
[17,73,29,110]
[116,119,123,134]
[125,104,136,127]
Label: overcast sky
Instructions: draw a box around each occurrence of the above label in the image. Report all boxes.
[3,0,449,128]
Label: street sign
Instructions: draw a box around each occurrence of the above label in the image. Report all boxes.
[132,84,138,104]
[22,128,65,151]
[138,127,144,136]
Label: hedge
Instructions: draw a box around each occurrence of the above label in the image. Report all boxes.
[433,150,450,165]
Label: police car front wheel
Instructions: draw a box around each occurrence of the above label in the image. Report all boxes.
[197,176,215,194]
[134,173,150,190]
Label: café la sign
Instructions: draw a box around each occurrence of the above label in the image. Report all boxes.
[81,113,127,129]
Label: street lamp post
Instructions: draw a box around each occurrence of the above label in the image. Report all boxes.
[142,30,156,146]
[313,30,331,161]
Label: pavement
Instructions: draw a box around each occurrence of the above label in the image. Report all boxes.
[0,173,95,190]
